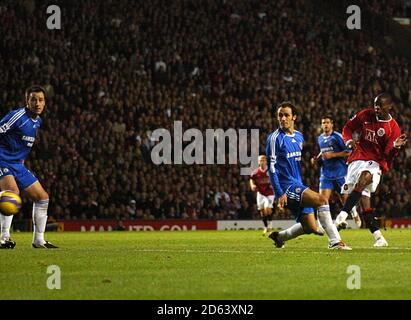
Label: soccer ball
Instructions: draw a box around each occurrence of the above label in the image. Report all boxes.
[0,191,22,216]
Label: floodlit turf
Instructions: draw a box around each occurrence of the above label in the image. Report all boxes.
[1,229,411,300]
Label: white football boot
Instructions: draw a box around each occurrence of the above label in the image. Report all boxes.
[374,236,388,247]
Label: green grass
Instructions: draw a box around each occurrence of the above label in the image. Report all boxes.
[1,229,411,300]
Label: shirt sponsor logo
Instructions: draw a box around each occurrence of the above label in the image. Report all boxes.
[364,129,378,144]
[22,136,35,142]
[287,151,302,158]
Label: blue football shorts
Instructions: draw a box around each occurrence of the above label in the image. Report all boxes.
[284,182,314,222]
[319,176,346,193]
[0,160,38,190]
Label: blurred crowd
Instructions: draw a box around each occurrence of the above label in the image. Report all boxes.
[0,0,410,221]
[359,0,411,18]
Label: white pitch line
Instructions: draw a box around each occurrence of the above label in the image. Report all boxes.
[134,247,411,254]
[136,249,267,254]
[356,247,411,250]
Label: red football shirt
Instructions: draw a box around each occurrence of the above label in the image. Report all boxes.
[342,108,401,173]
[250,167,274,196]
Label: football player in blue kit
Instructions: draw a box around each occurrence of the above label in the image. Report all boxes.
[266,102,350,250]
[0,86,57,249]
[311,116,362,229]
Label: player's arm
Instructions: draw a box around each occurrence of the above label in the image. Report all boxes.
[0,110,22,134]
[330,132,352,159]
[322,150,350,160]
[322,151,351,160]
[266,134,287,209]
[310,151,323,166]
[342,111,364,149]
[249,178,257,192]
[385,123,407,163]
[310,136,323,166]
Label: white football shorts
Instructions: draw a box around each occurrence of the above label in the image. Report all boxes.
[341,160,381,197]
[257,193,275,210]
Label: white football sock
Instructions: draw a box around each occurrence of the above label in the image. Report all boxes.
[318,205,341,244]
[1,214,14,240]
[32,199,49,244]
[277,223,305,242]
[335,210,349,225]
[373,230,383,241]
[351,206,359,218]
[317,216,324,230]
[268,220,273,229]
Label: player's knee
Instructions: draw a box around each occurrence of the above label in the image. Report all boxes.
[34,192,49,203]
[302,225,316,234]
[40,192,49,202]
[358,172,373,188]
[4,188,20,195]
[266,207,272,215]
[301,222,317,234]
[318,195,328,206]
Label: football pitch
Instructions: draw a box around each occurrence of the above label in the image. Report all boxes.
[1,229,411,300]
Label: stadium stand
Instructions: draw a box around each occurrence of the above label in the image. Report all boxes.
[0,0,410,223]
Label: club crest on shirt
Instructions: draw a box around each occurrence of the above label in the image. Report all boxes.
[295,188,301,194]
[377,128,385,137]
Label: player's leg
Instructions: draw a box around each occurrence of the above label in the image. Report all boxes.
[300,212,321,234]
[268,188,314,248]
[336,161,374,227]
[269,209,322,248]
[0,175,19,249]
[301,208,324,235]
[318,179,333,234]
[301,188,350,250]
[360,194,388,247]
[271,220,307,247]
[24,180,58,248]
[338,161,381,235]
[270,183,350,249]
[261,210,269,236]
[339,172,373,220]
[350,205,362,228]
[265,196,275,232]
[257,193,269,236]
[338,193,361,228]
[335,178,361,229]
[264,207,273,232]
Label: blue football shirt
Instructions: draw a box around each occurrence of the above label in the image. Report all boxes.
[317,131,348,179]
[266,128,305,198]
[0,107,42,162]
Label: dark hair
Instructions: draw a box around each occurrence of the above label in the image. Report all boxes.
[25,85,46,100]
[276,101,298,116]
[375,92,392,104]
[321,115,334,122]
